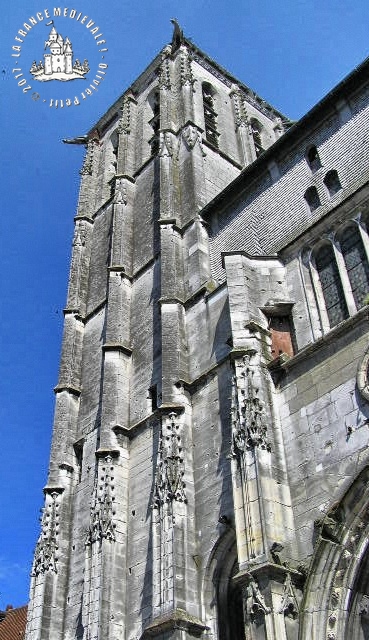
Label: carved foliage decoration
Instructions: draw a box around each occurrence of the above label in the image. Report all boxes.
[231,354,271,456]
[80,140,96,176]
[179,47,195,88]
[158,46,172,90]
[32,490,62,577]
[117,96,132,135]
[153,412,186,508]
[86,455,116,545]
[231,84,249,128]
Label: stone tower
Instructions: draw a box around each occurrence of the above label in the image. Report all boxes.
[26,22,369,640]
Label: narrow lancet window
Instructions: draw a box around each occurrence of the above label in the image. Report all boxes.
[202,83,219,148]
[314,243,348,327]
[324,169,342,197]
[306,145,321,172]
[304,186,321,212]
[339,224,369,309]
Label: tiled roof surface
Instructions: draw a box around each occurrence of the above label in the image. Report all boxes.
[0,606,27,640]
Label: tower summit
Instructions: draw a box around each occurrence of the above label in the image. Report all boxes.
[26,22,369,640]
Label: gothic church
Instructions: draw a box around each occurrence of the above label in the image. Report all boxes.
[25,23,369,640]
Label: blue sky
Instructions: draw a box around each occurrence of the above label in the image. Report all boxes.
[1,0,369,609]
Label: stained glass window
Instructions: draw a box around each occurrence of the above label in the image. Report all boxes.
[315,243,349,327]
[340,225,369,309]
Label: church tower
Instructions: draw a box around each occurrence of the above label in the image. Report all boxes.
[25,20,369,640]
[26,23,288,640]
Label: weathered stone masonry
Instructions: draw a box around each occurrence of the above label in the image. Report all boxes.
[26,23,369,640]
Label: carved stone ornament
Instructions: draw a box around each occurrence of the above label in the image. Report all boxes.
[359,594,369,618]
[231,355,271,456]
[179,46,195,88]
[31,490,62,577]
[117,95,132,135]
[153,412,186,508]
[243,576,271,624]
[356,345,369,401]
[158,131,174,157]
[113,179,127,205]
[80,139,96,176]
[278,573,299,619]
[315,506,344,544]
[73,226,86,247]
[230,84,249,128]
[180,124,206,157]
[158,46,172,90]
[86,455,116,545]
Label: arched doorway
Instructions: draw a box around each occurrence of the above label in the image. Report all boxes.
[300,466,369,640]
[204,531,245,640]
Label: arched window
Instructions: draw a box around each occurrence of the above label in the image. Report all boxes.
[304,186,321,212]
[339,224,369,309]
[324,169,342,197]
[202,83,219,148]
[250,118,264,157]
[148,91,160,156]
[314,243,348,327]
[306,145,321,172]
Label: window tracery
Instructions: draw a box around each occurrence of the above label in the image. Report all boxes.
[309,218,369,330]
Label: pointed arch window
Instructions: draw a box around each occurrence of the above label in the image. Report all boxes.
[314,243,349,327]
[339,224,369,309]
[202,83,219,148]
[306,145,321,173]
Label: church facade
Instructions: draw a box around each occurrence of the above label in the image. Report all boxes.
[25,25,369,640]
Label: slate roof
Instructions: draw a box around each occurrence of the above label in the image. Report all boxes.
[0,606,27,640]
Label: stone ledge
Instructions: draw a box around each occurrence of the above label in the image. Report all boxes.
[234,561,305,587]
[102,342,132,356]
[53,384,81,397]
[141,608,207,638]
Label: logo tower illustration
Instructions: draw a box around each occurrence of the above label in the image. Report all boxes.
[30,24,89,82]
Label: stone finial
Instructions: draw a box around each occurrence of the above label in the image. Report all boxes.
[170,18,184,52]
